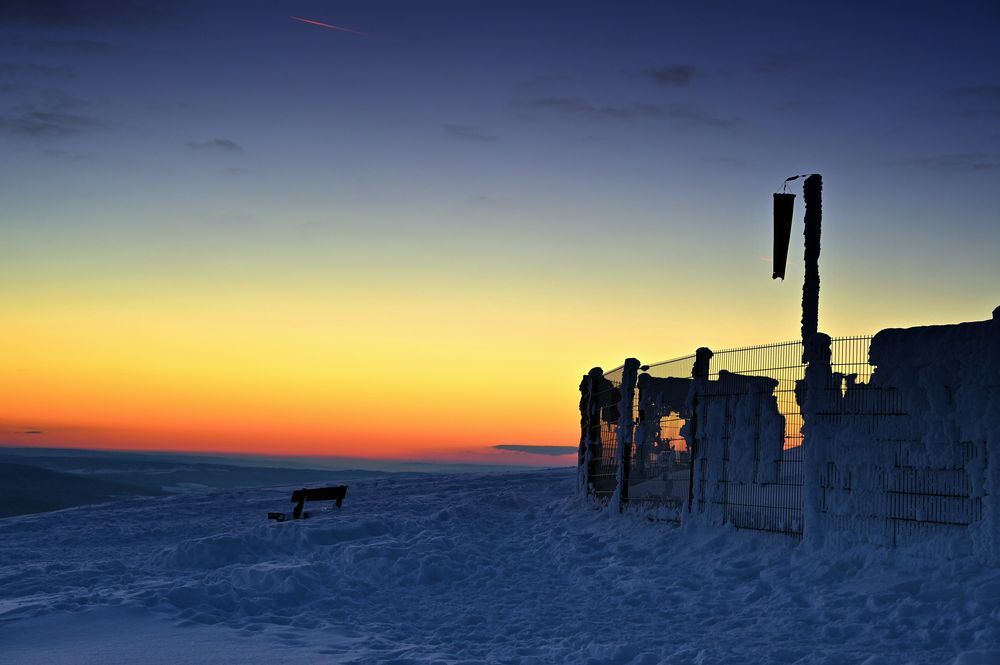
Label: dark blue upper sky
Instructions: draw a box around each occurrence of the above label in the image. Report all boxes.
[2,0,999,341]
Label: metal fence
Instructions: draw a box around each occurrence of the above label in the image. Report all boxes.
[582,333,989,546]
[586,366,623,502]
[691,340,807,535]
[625,355,696,520]
[817,336,984,545]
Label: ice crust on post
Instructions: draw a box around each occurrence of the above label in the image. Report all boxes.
[610,358,640,513]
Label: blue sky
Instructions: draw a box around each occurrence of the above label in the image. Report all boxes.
[1,1,998,456]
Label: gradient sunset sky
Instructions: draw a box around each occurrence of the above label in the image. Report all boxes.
[2,1,998,463]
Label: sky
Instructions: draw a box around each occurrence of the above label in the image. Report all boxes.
[1,1,998,464]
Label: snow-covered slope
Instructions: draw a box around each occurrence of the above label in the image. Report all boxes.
[1,469,998,664]
[0,462,165,518]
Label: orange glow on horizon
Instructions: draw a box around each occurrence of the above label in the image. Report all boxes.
[4,208,992,463]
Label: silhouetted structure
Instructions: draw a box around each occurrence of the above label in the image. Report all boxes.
[801,174,822,351]
[771,193,795,279]
[772,173,823,358]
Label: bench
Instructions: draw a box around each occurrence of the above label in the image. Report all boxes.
[267,485,348,521]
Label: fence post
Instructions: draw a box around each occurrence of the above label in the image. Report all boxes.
[801,332,832,545]
[801,174,822,360]
[612,358,640,513]
[982,307,1000,563]
[687,347,713,513]
[578,373,593,496]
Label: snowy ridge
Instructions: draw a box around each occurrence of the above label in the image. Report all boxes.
[2,469,999,663]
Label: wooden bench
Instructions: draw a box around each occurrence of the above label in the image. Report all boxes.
[268,485,348,521]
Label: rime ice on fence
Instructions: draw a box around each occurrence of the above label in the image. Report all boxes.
[578,372,592,496]
[579,306,1000,557]
[688,346,805,534]
[806,309,1000,560]
[610,359,640,512]
[722,374,782,485]
[629,372,693,514]
[584,367,623,501]
[800,332,834,547]
[694,389,729,526]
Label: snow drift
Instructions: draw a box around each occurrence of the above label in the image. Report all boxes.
[2,469,999,664]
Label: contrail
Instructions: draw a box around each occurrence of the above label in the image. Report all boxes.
[290,16,368,37]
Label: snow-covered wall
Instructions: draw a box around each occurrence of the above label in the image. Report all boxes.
[803,308,1000,561]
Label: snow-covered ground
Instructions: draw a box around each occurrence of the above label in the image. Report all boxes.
[1,468,999,664]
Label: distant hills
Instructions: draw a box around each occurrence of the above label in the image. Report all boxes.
[0,462,165,519]
[0,449,388,519]
[0,445,567,519]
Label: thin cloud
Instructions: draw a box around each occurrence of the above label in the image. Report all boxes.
[187,138,243,153]
[910,152,1000,172]
[644,65,698,86]
[43,148,93,161]
[0,1,187,29]
[514,73,578,92]
[0,96,103,138]
[946,87,1000,119]
[665,104,738,129]
[754,52,806,74]
[957,108,1000,118]
[16,37,120,55]
[517,96,737,129]
[775,100,807,112]
[947,86,1000,102]
[0,63,76,83]
[443,124,499,142]
[520,97,662,121]
[17,430,43,435]
[0,1,94,26]
[706,156,747,170]
[494,445,576,456]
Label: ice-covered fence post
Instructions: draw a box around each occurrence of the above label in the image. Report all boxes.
[801,174,822,361]
[578,373,593,496]
[978,306,1000,563]
[800,332,832,545]
[611,358,640,513]
[686,347,713,513]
